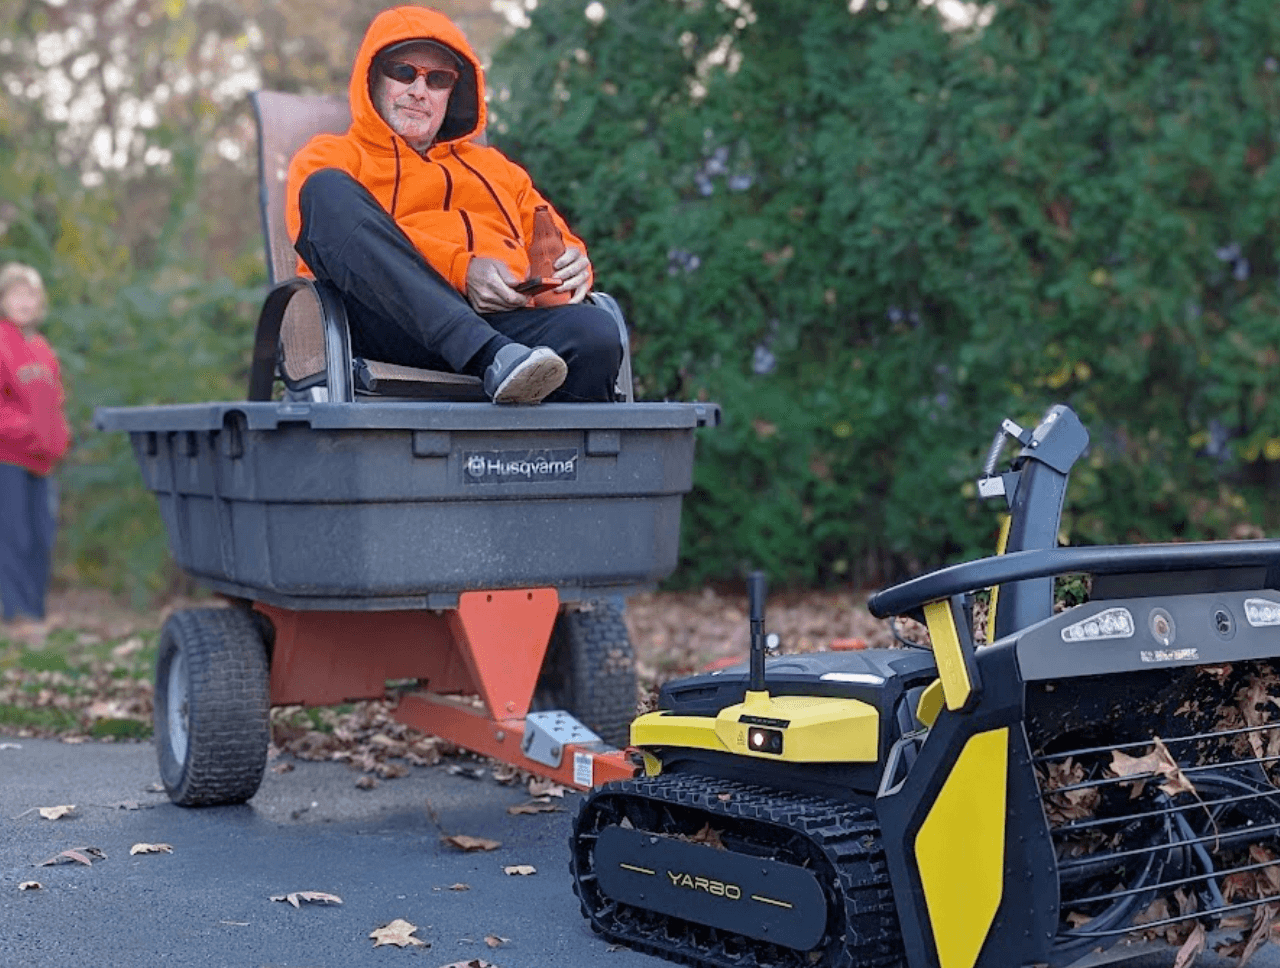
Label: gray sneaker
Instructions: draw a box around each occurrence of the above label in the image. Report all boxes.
[483,344,568,404]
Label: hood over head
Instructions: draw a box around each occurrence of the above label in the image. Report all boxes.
[350,6,485,149]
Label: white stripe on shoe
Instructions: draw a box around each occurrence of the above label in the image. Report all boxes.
[491,346,568,404]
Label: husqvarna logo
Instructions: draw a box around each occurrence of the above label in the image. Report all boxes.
[463,448,578,484]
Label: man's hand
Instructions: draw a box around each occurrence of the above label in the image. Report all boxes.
[466,257,530,314]
[552,247,592,303]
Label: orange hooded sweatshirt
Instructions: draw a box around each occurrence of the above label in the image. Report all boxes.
[285,6,590,296]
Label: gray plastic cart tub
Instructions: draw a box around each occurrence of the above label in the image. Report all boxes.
[95,400,719,610]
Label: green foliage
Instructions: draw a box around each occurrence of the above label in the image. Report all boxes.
[493,0,1280,586]
[0,140,261,601]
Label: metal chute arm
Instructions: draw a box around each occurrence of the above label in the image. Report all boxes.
[867,540,1280,619]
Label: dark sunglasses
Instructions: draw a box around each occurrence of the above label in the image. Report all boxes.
[378,60,459,90]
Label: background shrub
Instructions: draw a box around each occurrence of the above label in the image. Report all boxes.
[493,0,1280,586]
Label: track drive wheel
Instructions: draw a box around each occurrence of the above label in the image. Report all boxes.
[535,600,636,748]
[153,607,270,806]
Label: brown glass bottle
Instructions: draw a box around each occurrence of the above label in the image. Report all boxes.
[526,205,572,307]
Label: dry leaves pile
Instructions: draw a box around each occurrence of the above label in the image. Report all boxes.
[1041,666,1280,965]
[0,637,153,738]
[0,591,205,739]
[627,587,896,692]
[270,701,452,777]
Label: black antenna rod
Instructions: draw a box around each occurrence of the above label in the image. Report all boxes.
[748,570,767,693]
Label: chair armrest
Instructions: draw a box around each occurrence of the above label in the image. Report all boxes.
[247,277,354,403]
[587,291,634,403]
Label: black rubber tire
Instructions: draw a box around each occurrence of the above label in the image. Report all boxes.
[534,600,636,748]
[153,607,270,807]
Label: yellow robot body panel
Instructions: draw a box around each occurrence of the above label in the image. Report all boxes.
[630,691,879,764]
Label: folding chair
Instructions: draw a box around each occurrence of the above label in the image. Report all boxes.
[245,90,633,403]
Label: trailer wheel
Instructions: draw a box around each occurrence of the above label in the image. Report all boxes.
[535,600,636,749]
[153,607,270,807]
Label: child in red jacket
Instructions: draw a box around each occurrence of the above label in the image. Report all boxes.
[0,263,70,631]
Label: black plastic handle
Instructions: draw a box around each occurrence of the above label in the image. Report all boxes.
[867,540,1280,619]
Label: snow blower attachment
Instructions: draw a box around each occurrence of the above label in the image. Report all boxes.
[570,404,1280,968]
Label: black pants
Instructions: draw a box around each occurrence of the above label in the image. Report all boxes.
[0,464,55,621]
[295,169,621,402]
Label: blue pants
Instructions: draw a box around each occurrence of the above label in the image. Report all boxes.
[0,464,56,621]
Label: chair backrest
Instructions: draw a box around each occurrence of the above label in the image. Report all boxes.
[251,90,352,286]
[251,91,351,389]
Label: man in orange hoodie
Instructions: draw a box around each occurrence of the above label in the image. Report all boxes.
[286,6,622,404]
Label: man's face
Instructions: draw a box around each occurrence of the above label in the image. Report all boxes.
[371,44,458,152]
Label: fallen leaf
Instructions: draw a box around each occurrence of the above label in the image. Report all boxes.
[689,823,725,850]
[443,834,501,852]
[1134,897,1171,926]
[527,778,567,798]
[449,883,470,891]
[1172,922,1205,968]
[484,935,509,948]
[504,865,537,876]
[37,846,105,867]
[507,799,562,816]
[271,762,295,774]
[1109,738,1196,799]
[144,783,165,793]
[129,843,173,856]
[270,891,343,908]
[111,636,144,659]
[355,775,378,790]
[86,700,131,720]
[18,881,40,891]
[1237,903,1279,966]
[61,736,89,745]
[446,764,486,781]
[38,805,75,820]
[490,763,522,785]
[369,918,427,948]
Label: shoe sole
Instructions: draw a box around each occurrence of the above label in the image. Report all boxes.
[492,351,568,404]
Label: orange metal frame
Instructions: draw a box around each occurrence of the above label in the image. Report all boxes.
[254,587,636,789]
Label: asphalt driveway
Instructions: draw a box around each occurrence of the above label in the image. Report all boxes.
[0,739,1273,968]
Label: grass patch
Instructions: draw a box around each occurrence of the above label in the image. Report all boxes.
[90,717,152,739]
[0,705,81,732]
[17,649,75,674]
[0,627,159,738]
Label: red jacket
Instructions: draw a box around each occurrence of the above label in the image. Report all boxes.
[0,318,70,476]
[285,6,591,294]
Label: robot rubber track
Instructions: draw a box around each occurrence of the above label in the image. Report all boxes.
[570,772,905,968]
